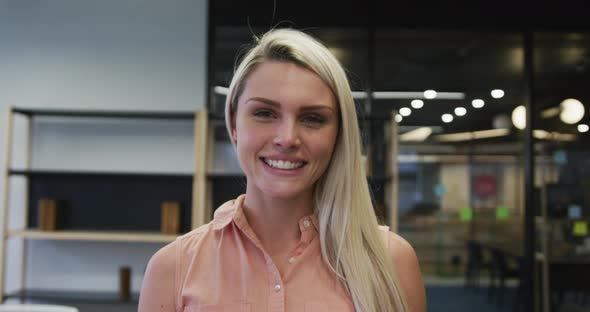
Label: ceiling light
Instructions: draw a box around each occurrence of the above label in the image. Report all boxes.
[491,89,505,99]
[472,99,485,108]
[395,114,403,123]
[454,107,467,116]
[372,91,463,100]
[472,128,511,139]
[214,86,229,95]
[512,105,526,130]
[434,129,510,142]
[399,107,412,116]
[541,106,560,118]
[399,127,433,142]
[442,114,453,123]
[424,90,437,99]
[533,130,577,141]
[411,99,424,109]
[533,130,550,139]
[351,91,368,99]
[560,98,585,124]
[578,124,589,133]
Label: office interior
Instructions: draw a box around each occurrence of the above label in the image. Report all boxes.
[0,1,589,311]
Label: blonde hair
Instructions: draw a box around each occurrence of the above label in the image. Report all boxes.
[224,28,408,312]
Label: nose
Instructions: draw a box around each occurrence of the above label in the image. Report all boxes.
[273,118,301,149]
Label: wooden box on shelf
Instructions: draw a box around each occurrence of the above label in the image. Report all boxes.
[38,198,58,231]
[119,266,131,302]
[161,201,181,235]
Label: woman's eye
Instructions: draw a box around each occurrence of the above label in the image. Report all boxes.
[253,109,275,119]
[301,114,325,125]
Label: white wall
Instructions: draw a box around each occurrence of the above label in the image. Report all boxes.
[0,0,208,294]
[440,164,470,211]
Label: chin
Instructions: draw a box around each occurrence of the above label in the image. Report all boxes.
[258,183,312,200]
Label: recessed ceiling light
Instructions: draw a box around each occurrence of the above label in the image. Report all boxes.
[512,105,526,130]
[424,90,437,99]
[399,107,412,116]
[411,99,424,109]
[472,99,485,108]
[578,124,589,133]
[454,107,467,116]
[442,114,453,123]
[395,114,403,123]
[560,98,585,124]
[491,89,505,99]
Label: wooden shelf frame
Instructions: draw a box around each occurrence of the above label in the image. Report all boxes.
[0,105,210,302]
[4,288,140,304]
[6,230,177,243]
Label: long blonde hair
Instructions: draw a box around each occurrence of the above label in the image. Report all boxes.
[224,28,408,312]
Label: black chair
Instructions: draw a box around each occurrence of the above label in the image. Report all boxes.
[489,249,524,309]
[465,241,492,291]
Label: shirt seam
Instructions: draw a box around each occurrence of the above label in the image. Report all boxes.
[175,229,208,311]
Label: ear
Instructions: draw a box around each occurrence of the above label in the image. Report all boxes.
[231,128,237,143]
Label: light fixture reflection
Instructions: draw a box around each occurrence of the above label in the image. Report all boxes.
[491,89,505,99]
[578,124,589,133]
[472,99,485,108]
[395,114,403,123]
[424,90,437,99]
[442,114,453,123]
[512,105,526,130]
[435,129,510,142]
[400,107,412,116]
[560,98,585,124]
[411,99,424,109]
[533,130,576,141]
[399,127,433,142]
[455,107,467,116]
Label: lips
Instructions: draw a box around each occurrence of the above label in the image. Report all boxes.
[261,157,306,170]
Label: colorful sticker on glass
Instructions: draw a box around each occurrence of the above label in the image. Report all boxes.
[573,221,588,236]
[434,184,447,198]
[459,207,473,222]
[553,150,567,165]
[496,206,509,220]
[568,204,582,220]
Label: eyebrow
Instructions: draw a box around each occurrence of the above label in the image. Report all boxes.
[246,97,337,113]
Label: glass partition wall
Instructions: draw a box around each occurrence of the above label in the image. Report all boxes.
[533,32,590,312]
[372,30,526,281]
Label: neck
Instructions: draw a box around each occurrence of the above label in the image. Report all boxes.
[243,188,314,254]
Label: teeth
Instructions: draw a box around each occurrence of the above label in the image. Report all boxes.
[265,158,303,170]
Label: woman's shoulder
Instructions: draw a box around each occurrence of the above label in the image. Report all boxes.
[378,225,427,312]
[147,223,211,267]
[377,225,416,256]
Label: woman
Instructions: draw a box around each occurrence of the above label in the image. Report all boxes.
[139,28,425,312]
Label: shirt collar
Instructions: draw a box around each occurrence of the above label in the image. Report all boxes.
[212,194,319,234]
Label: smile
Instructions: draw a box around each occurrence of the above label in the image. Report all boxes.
[262,157,306,170]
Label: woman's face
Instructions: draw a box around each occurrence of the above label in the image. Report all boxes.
[232,61,339,201]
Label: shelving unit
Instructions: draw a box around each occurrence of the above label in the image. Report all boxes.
[0,106,211,303]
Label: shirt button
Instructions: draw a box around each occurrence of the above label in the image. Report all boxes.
[303,220,311,228]
[274,284,282,292]
[288,257,296,264]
